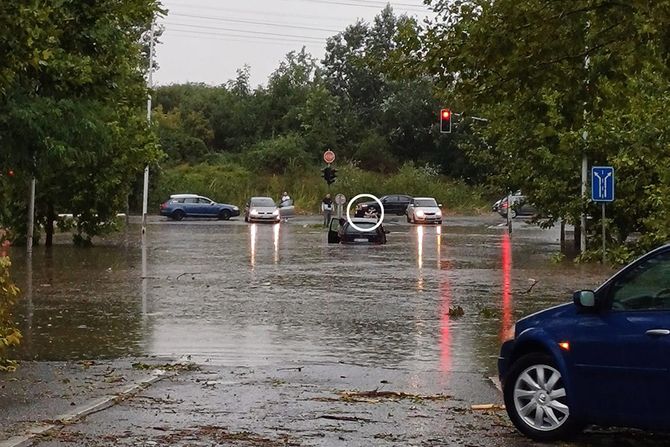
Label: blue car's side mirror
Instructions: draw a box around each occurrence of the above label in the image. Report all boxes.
[573,290,596,308]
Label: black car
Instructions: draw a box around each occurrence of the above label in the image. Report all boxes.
[354,194,413,217]
[327,218,388,244]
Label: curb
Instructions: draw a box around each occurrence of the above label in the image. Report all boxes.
[0,369,168,447]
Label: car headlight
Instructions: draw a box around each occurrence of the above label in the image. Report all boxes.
[232,206,239,211]
[272,209,279,216]
[416,210,425,217]
[250,208,258,215]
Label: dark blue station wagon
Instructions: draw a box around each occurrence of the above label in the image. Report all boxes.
[499,244,670,440]
[160,194,240,221]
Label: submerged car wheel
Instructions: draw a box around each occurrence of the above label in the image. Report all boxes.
[503,353,581,441]
[172,210,185,221]
[219,209,232,220]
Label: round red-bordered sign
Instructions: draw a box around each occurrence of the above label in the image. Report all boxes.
[323,150,336,164]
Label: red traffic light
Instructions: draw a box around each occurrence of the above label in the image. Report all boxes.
[7,169,14,177]
[440,109,452,133]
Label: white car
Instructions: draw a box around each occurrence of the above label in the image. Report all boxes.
[406,197,443,224]
[244,197,281,223]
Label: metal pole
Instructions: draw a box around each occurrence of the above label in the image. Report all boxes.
[507,191,512,235]
[581,154,587,253]
[26,177,35,253]
[581,22,590,255]
[141,19,155,235]
[601,203,606,264]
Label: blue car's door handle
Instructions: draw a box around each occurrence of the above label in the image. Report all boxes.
[645,329,670,336]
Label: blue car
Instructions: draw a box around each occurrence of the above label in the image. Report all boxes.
[499,244,670,441]
[160,194,240,221]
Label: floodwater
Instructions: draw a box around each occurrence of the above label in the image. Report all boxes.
[13,216,668,446]
[8,216,612,378]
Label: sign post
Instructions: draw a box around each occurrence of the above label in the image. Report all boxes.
[591,166,615,264]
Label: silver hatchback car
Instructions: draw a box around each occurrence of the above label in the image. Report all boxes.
[244,197,281,223]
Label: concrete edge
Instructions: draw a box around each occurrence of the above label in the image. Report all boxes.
[0,369,168,447]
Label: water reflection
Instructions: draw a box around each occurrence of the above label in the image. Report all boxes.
[250,223,257,268]
[500,232,513,340]
[273,222,280,264]
[416,225,424,269]
[439,256,452,374]
[249,223,281,269]
[141,233,148,315]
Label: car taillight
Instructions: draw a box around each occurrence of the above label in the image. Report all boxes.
[160,202,167,209]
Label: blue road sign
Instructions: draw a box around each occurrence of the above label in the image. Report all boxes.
[591,166,615,202]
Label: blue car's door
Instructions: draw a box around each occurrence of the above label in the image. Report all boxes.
[570,250,670,429]
[182,197,199,216]
[198,197,218,217]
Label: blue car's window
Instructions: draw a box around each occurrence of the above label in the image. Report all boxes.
[611,252,670,311]
[183,198,197,204]
[197,198,212,204]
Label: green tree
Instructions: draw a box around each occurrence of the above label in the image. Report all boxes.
[0,0,163,246]
[420,0,670,256]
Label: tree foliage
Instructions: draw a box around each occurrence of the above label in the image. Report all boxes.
[0,255,20,371]
[419,0,670,256]
[151,7,475,180]
[0,0,163,246]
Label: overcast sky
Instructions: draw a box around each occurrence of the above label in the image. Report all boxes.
[155,0,433,88]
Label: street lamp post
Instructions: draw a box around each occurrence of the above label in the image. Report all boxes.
[141,19,155,235]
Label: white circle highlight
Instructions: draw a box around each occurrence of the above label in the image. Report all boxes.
[346,194,385,232]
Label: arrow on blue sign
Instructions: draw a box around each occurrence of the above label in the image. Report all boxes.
[591,166,615,202]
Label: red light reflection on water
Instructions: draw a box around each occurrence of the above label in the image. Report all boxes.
[439,277,452,373]
[500,232,513,340]
[438,230,451,374]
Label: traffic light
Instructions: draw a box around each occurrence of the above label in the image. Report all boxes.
[440,109,452,133]
[321,167,337,185]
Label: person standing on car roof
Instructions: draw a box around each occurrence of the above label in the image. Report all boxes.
[321,193,333,226]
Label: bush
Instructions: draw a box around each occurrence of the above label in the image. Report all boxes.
[0,256,21,371]
[153,161,489,214]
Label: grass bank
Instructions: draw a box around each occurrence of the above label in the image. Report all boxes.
[151,162,489,214]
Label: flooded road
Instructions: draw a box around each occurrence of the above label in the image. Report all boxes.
[9,215,611,376]
[10,215,655,446]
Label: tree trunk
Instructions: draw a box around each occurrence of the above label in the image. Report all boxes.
[560,220,566,254]
[45,202,55,247]
[573,220,581,252]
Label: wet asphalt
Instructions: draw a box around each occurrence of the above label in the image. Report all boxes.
[3,214,669,446]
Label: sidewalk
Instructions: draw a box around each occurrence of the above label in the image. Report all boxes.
[0,358,177,446]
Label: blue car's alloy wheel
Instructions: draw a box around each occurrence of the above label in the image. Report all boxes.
[504,353,582,441]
